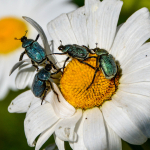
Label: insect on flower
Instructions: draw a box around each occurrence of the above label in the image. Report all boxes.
[9,16,57,76]
[14,16,57,71]
[9,16,61,104]
[32,63,61,104]
[9,0,150,149]
[51,41,95,71]
[86,44,118,90]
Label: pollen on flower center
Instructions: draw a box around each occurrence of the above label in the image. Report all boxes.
[60,55,120,109]
[0,17,28,54]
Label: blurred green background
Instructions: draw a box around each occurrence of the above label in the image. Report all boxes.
[1,0,150,149]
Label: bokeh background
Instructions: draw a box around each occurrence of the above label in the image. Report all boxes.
[0,0,150,149]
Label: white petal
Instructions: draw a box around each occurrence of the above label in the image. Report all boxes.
[110,8,150,65]
[85,0,101,48]
[83,107,107,150]
[54,133,65,150]
[67,7,88,46]
[85,0,122,49]
[24,103,60,146]
[35,122,61,150]
[101,101,147,145]
[119,82,150,97]
[116,23,123,34]
[8,90,34,113]
[71,112,87,150]
[85,0,100,9]
[23,16,57,66]
[96,0,123,50]
[15,64,36,89]
[113,92,150,137]
[114,90,150,112]
[9,59,31,76]
[105,122,122,150]
[122,43,150,74]
[46,83,76,118]
[120,65,150,83]
[23,16,51,55]
[26,96,45,116]
[55,109,82,142]
[47,13,77,66]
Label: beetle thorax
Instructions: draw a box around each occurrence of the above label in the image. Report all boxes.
[22,39,34,48]
[37,68,51,81]
[95,48,108,56]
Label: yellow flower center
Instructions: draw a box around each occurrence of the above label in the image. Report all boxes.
[60,55,120,110]
[0,17,28,54]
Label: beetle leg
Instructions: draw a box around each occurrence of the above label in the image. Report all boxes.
[81,56,97,68]
[41,86,49,105]
[50,76,59,79]
[35,34,40,41]
[19,51,26,61]
[113,74,117,92]
[50,53,66,55]
[113,64,119,91]
[51,68,62,75]
[87,67,99,90]
[31,60,39,71]
[78,60,95,70]
[49,81,60,102]
[86,57,99,90]
[96,56,99,68]
[46,57,52,64]
[62,57,70,73]
[82,45,94,54]
[46,57,58,70]
[84,56,97,61]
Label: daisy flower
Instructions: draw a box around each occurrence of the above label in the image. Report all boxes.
[0,0,76,100]
[8,0,150,149]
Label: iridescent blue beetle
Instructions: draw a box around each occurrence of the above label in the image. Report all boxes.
[86,44,118,89]
[15,31,54,71]
[10,16,57,76]
[32,63,61,104]
[51,41,95,71]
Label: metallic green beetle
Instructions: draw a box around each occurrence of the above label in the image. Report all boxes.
[86,47,117,90]
[51,41,95,72]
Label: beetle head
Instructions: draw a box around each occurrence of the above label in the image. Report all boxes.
[94,48,109,56]
[58,45,65,51]
[93,48,98,52]
[14,30,28,42]
[20,36,27,42]
[45,64,52,71]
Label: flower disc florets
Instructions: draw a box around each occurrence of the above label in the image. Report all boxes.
[60,55,120,109]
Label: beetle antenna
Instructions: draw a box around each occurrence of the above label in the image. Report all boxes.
[60,40,62,45]
[14,38,21,40]
[25,30,28,36]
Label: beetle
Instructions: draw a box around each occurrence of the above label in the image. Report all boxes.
[51,41,95,71]
[85,45,118,90]
[15,31,55,71]
[10,16,58,76]
[31,63,61,104]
